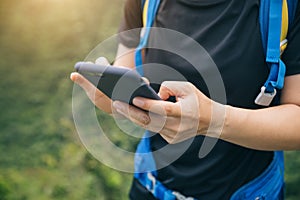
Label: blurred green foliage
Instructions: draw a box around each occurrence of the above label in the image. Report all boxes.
[0,0,299,199]
[0,0,133,199]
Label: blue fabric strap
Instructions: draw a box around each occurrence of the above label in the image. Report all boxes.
[134,132,195,199]
[257,0,297,106]
[135,172,177,200]
[260,0,285,94]
[230,151,285,200]
[134,131,157,175]
[135,0,161,76]
[133,1,198,199]
[258,0,298,96]
[259,0,270,52]
[265,0,282,64]
[134,0,160,182]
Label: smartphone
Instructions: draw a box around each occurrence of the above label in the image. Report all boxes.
[74,62,161,105]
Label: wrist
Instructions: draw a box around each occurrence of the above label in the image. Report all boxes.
[220,105,250,142]
[197,100,228,139]
[220,105,233,140]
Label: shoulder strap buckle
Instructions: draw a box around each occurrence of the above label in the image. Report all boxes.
[255,86,277,106]
[280,39,288,55]
[172,191,195,200]
[146,172,157,193]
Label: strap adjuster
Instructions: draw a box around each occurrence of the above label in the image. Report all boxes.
[255,86,277,106]
[146,172,156,193]
[172,191,195,200]
[280,39,288,55]
[140,27,146,38]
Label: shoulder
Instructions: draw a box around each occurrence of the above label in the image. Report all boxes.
[124,0,142,16]
[121,0,142,30]
[118,0,143,48]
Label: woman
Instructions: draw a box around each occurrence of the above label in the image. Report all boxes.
[71,0,300,199]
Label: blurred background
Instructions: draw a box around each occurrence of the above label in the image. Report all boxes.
[0,0,299,199]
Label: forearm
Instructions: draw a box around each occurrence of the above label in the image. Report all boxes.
[221,104,300,150]
[113,43,136,68]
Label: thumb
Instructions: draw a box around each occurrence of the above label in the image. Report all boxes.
[141,77,150,85]
[95,57,110,66]
[159,81,195,100]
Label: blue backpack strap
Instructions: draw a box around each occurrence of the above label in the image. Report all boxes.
[134,131,157,175]
[255,0,298,106]
[135,0,161,75]
[255,0,297,196]
[255,0,285,106]
[134,0,161,177]
[134,1,198,199]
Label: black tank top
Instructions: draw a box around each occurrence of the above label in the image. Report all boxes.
[118,0,300,199]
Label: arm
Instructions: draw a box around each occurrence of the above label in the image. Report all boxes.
[113,74,300,150]
[113,43,137,68]
[222,74,300,150]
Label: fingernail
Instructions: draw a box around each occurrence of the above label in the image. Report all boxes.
[116,109,126,117]
[95,57,110,66]
[133,98,144,107]
[70,72,76,81]
[113,101,124,111]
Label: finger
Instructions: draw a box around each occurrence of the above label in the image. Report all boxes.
[70,72,104,98]
[71,72,112,113]
[159,81,195,99]
[158,85,174,100]
[133,97,182,117]
[141,77,150,85]
[95,57,110,66]
[157,113,198,140]
[114,101,173,134]
[113,101,151,126]
[70,72,96,91]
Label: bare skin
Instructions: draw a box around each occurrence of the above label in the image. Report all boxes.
[70,45,300,150]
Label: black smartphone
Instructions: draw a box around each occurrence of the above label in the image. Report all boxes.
[74,62,161,105]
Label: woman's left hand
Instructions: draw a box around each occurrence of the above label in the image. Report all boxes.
[113,81,224,143]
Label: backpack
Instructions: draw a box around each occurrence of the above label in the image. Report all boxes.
[135,0,298,106]
[133,0,298,199]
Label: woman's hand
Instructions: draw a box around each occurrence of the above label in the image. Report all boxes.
[113,81,226,143]
[70,72,113,113]
[70,57,114,114]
